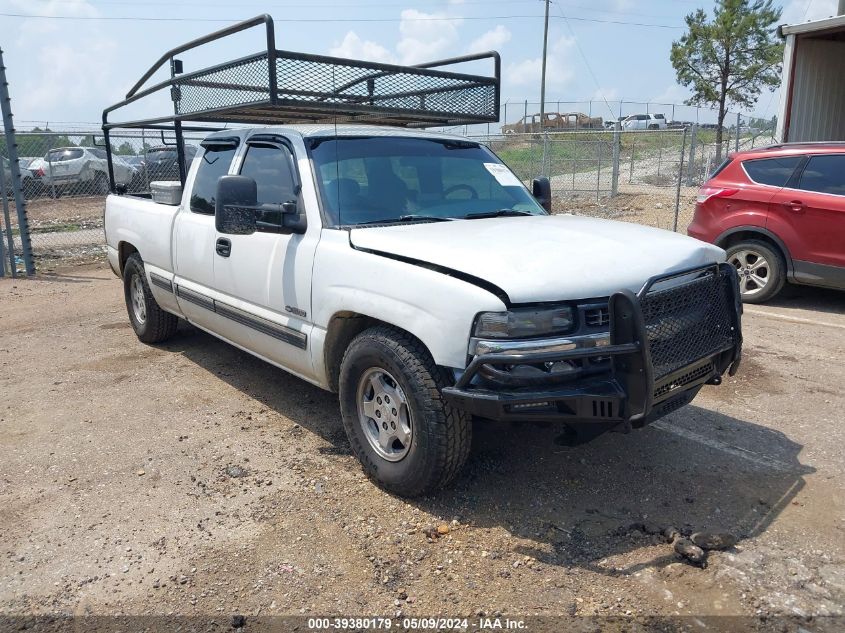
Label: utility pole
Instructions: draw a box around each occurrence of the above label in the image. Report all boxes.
[539,0,550,129]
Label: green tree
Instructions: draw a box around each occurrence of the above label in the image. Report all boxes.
[670,0,783,159]
[115,142,136,156]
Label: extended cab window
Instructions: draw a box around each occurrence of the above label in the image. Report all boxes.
[742,156,803,187]
[239,143,298,226]
[190,146,237,214]
[798,155,845,196]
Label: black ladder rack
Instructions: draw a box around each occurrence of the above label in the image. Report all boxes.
[101,14,500,190]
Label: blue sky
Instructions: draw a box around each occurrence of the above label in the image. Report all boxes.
[0,0,840,127]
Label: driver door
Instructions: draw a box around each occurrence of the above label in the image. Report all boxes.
[211,136,318,379]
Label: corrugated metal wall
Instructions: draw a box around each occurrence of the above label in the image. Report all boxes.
[787,37,845,142]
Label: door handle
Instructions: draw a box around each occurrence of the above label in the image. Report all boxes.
[782,200,805,214]
[216,238,231,257]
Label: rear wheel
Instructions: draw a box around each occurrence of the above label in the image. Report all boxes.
[93,172,109,195]
[122,253,179,343]
[725,240,785,303]
[338,326,471,497]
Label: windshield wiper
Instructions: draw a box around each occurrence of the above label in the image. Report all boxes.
[398,214,453,222]
[350,215,453,226]
[462,209,534,220]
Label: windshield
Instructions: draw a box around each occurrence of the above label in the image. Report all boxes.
[47,148,83,162]
[308,136,546,226]
[145,149,176,161]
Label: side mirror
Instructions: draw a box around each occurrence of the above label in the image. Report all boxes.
[281,200,307,234]
[215,175,258,235]
[532,176,552,213]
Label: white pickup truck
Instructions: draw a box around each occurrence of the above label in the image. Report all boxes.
[105,124,743,496]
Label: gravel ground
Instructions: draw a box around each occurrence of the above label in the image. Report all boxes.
[1,264,844,631]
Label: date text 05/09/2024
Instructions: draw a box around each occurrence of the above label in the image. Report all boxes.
[306,617,528,630]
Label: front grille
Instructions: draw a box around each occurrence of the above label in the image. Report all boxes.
[640,266,737,379]
[584,306,610,327]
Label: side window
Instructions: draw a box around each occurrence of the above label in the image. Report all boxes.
[240,144,296,205]
[190,146,237,214]
[742,156,803,187]
[89,148,107,159]
[239,143,297,226]
[798,155,845,196]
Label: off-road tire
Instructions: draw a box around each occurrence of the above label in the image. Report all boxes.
[725,239,786,304]
[338,325,471,497]
[123,253,179,343]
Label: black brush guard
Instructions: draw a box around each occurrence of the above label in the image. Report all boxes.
[442,263,743,429]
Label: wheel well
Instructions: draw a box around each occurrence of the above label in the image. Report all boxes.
[117,242,138,274]
[716,230,790,269]
[323,312,428,393]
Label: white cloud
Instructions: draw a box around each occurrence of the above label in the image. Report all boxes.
[781,0,838,25]
[8,0,99,44]
[329,31,396,64]
[651,84,690,104]
[396,9,463,65]
[4,0,126,122]
[504,37,575,90]
[467,25,511,54]
[17,38,123,120]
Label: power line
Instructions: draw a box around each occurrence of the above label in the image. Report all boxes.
[0,11,685,28]
[31,0,541,6]
[30,0,684,22]
[552,2,618,120]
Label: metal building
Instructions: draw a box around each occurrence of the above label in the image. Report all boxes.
[776,8,845,143]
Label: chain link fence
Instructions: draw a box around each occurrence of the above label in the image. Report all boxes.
[2,113,778,274]
[1,127,205,273]
[473,121,778,232]
[439,99,778,137]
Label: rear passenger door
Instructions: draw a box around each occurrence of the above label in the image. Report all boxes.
[770,154,845,283]
[735,155,804,226]
[211,135,318,379]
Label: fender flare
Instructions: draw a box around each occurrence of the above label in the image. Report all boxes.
[714,225,794,276]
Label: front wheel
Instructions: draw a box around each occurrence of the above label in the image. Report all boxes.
[725,240,786,303]
[123,253,179,343]
[338,326,471,497]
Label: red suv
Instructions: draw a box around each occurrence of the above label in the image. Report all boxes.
[688,143,845,303]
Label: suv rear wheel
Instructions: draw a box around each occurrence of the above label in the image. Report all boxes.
[338,326,471,497]
[725,239,785,303]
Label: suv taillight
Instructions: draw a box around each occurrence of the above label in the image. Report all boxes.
[696,186,739,204]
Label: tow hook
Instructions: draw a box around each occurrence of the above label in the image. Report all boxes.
[706,375,722,385]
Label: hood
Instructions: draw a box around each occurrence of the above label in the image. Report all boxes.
[349,214,725,304]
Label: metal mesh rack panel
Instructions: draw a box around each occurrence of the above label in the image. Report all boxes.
[176,55,271,116]
[171,50,497,126]
[640,266,738,380]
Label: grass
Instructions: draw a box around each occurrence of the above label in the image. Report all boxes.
[6,222,85,236]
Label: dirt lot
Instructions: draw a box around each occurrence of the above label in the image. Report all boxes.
[1,264,844,630]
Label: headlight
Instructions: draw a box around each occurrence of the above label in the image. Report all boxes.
[474,306,575,339]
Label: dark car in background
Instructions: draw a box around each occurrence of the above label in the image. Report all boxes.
[688,142,845,303]
[132,145,198,190]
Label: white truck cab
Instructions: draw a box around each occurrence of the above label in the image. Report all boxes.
[102,16,742,496]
